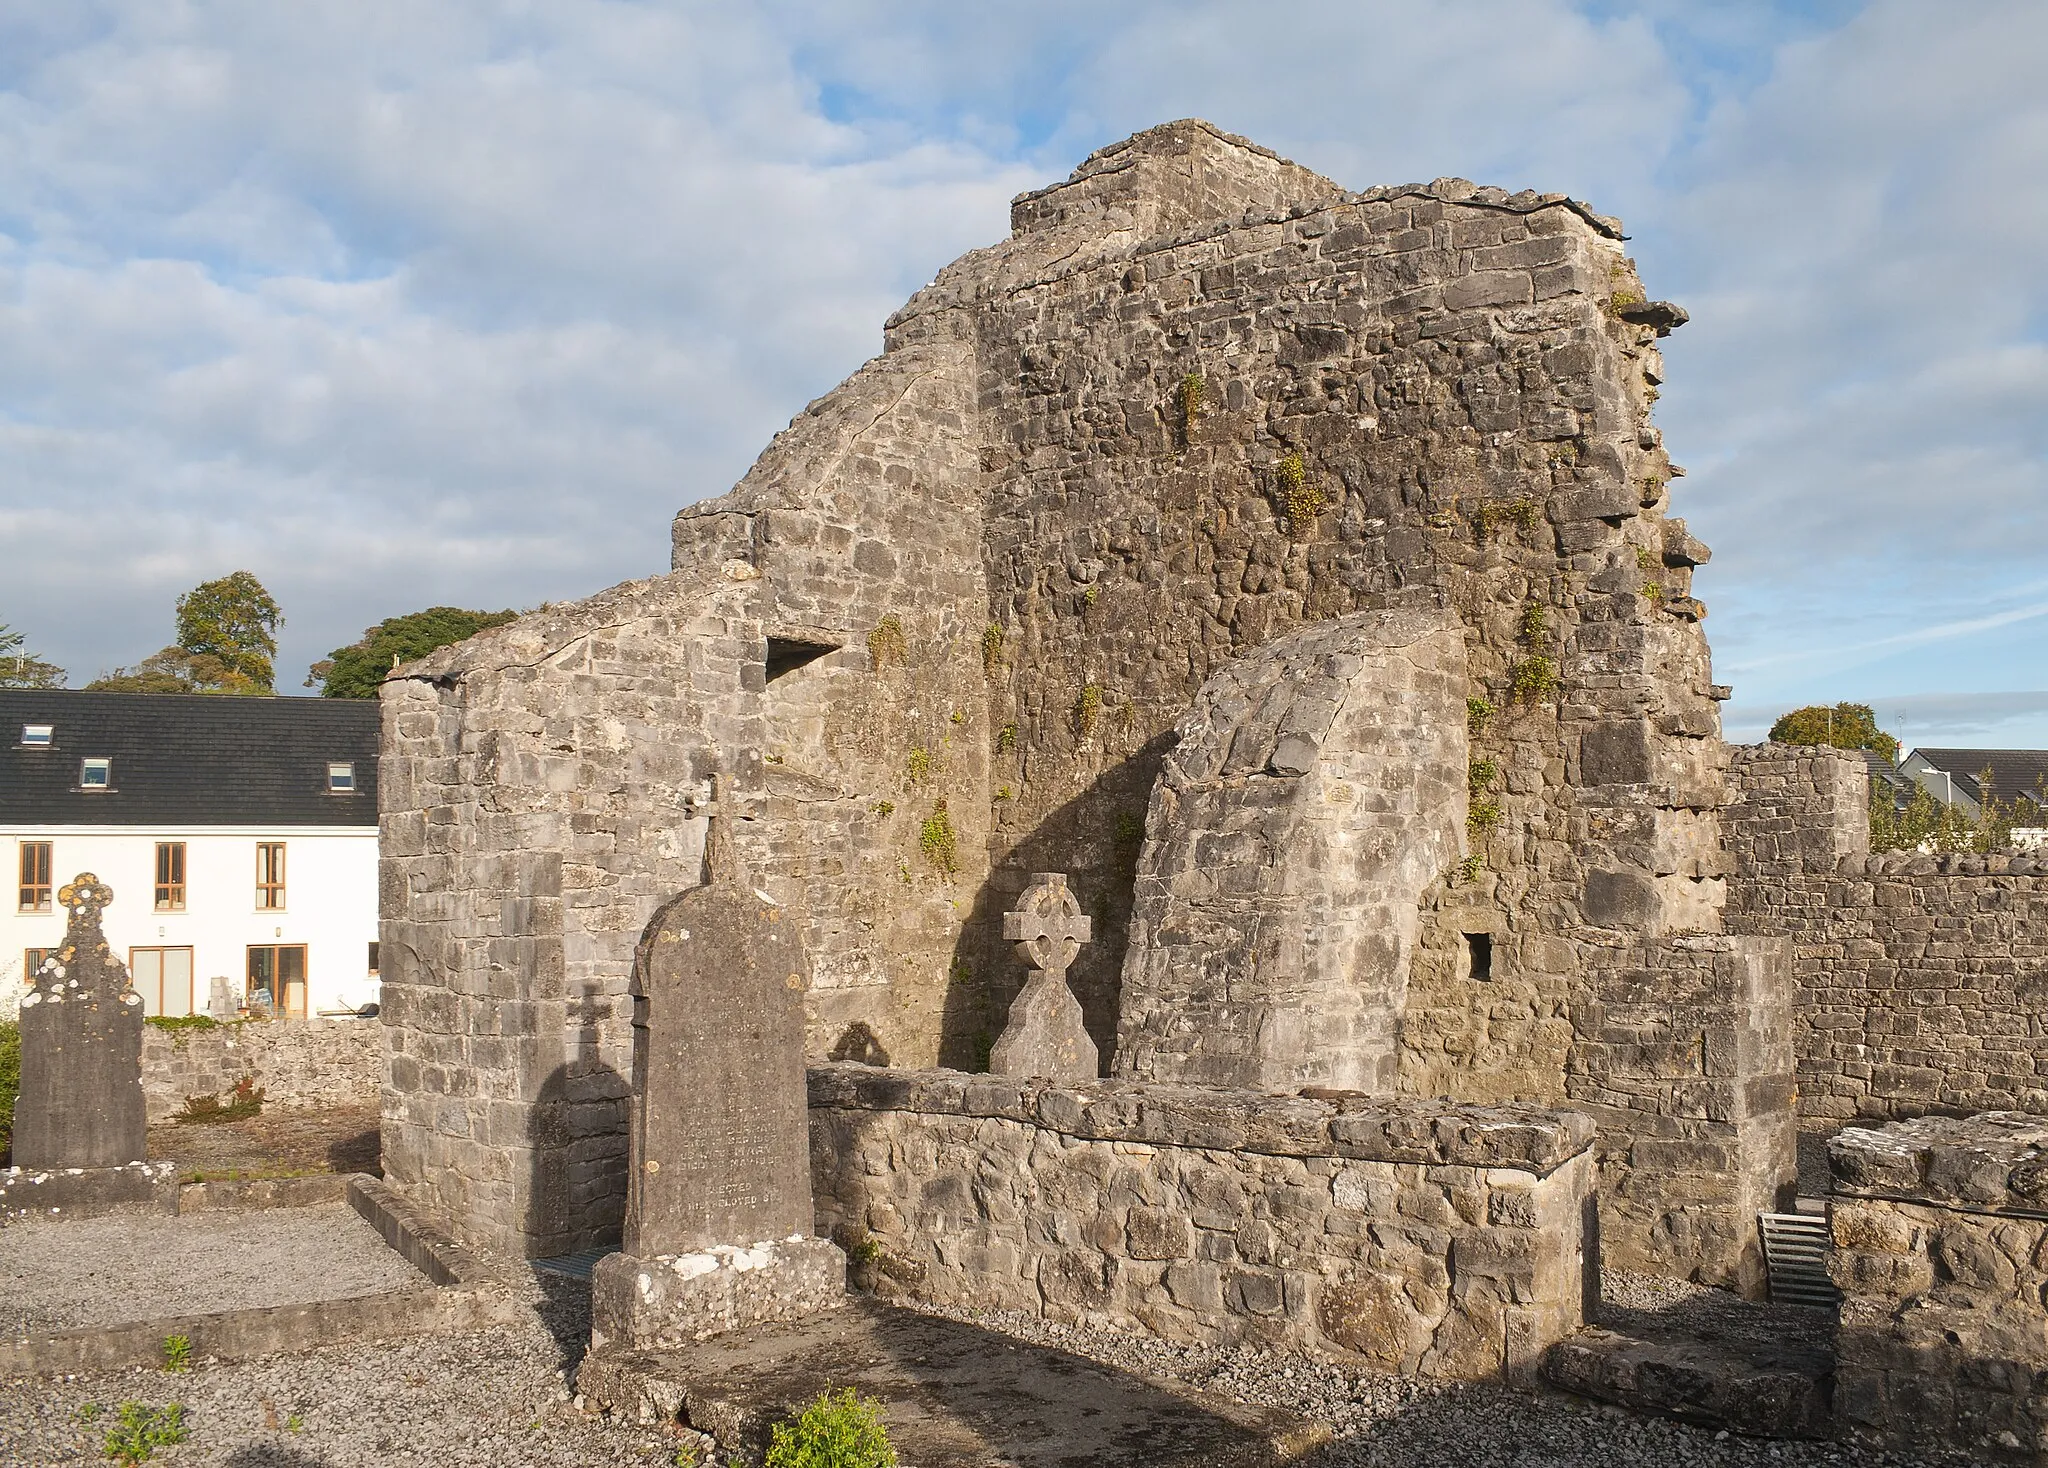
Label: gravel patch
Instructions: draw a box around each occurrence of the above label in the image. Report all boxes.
[1594,1268,1835,1355]
[0,1205,426,1336]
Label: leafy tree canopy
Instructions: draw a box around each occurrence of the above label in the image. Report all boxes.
[86,647,267,695]
[307,606,518,698]
[175,571,283,691]
[0,623,65,689]
[1768,702,1900,766]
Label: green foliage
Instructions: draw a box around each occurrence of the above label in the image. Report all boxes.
[1082,584,1098,607]
[1517,604,1550,648]
[1768,703,1901,766]
[846,1236,883,1268]
[307,606,518,697]
[1467,797,1503,834]
[1466,697,1494,738]
[766,1389,897,1468]
[100,1402,189,1464]
[918,803,958,875]
[175,1075,264,1125]
[867,614,908,671]
[1640,579,1664,604]
[87,647,264,696]
[1634,546,1658,571]
[1472,499,1538,540]
[871,800,895,818]
[1453,855,1484,886]
[904,747,933,784]
[178,571,282,691]
[161,1336,191,1373]
[981,622,1004,674]
[0,1018,18,1163]
[1275,451,1328,532]
[1075,684,1102,737]
[995,723,1017,755]
[145,1015,218,1034]
[1178,372,1204,441]
[0,623,66,688]
[1509,656,1560,704]
[1468,758,1498,796]
[1870,770,2044,855]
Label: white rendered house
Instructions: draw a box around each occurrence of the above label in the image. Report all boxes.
[2,691,379,1018]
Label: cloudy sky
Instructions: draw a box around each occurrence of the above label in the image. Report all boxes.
[1,1,2042,749]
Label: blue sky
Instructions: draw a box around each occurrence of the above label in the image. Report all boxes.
[0,0,2042,751]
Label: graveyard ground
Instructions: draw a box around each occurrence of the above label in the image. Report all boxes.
[145,1102,380,1183]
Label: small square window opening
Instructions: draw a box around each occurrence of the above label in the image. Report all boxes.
[1465,932,1494,982]
[80,757,111,789]
[21,724,52,746]
[327,762,355,793]
[367,940,380,975]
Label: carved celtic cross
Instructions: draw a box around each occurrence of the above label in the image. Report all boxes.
[1003,872,1092,978]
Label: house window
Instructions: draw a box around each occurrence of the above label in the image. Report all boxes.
[21,724,51,746]
[25,948,53,979]
[367,941,380,975]
[256,842,287,910]
[328,762,355,793]
[155,842,187,911]
[80,757,111,789]
[130,946,195,1017]
[247,944,308,1018]
[18,841,52,912]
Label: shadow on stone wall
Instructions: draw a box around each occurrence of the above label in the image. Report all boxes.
[939,731,1175,1074]
[522,983,629,1257]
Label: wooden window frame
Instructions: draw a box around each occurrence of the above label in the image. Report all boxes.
[154,841,187,911]
[246,943,308,1018]
[129,945,196,1017]
[18,840,52,912]
[256,841,287,911]
[24,947,53,981]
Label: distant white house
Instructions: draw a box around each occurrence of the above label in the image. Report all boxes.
[1,691,380,1018]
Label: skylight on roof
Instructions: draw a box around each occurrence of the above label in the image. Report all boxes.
[328,761,355,793]
[21,724,51,746]
[80,757,111,790]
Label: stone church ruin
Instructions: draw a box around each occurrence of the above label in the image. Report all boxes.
[375,120,2048,1455]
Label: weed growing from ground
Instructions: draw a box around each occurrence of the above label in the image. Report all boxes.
[100,1403,188,1465]
[766,1389,897,1468]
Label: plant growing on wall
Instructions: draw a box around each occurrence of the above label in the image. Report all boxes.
[867,614,908,671]
[1466,697,1494,737]
[904,747,933,784]
[918,803,958,875]
[981,622,1004,674]
[1275,451,1328,533]
[1075,684,1102,737]
[1509,656,1559,704]
[1472,499,1538,540]
[1178,372,1204,443]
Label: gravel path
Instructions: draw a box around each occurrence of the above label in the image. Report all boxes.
[0,1205,426,1335]
[0,1271,1996,1467]
[1595,1268,1834,1354]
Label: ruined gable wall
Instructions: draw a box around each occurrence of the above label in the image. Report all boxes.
[379,574,764,1255]
[666,341,992,1069]
[878,122,1725,1082]
[1728,743,2048,1123]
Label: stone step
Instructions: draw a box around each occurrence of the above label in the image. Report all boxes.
[575,1298,1328,1467]
[1542,1324,1833,1440]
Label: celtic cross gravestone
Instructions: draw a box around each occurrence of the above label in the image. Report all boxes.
[990,872,1098,1080]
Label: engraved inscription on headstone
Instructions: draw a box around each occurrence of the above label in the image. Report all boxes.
[14,873,149,1170]
[990,872,1099,1081]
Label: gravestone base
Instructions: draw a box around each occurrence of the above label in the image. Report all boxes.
[0,1160,180,1223]
[588,1235,846,1352]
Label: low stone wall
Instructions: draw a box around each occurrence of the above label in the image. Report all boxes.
[1727,744,2048,1123]
[141,1017,382,1122]
[807,1064,1595,1383]
[1829,1113,2048,1463]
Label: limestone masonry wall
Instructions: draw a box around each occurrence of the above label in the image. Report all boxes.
[808,1062,1594,1382]
[1728,744,2048,1122]
[140,1018,381,1123]
[1828,1113,2048,1464]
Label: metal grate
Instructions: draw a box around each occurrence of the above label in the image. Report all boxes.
[1760,1211,1840,1307]
[530,1247,611,1281]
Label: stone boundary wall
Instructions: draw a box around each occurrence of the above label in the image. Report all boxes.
[141,1017,382,1123]
[1828,1113,2048,1464]
[806,1064,1595,1383]
[1727,744,2048,1123]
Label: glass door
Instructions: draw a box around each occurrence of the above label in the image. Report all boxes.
[246,944,308,1017]
[130,947,195,1016]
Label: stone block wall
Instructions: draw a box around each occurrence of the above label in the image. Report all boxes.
[140,1017,381,1123]
[1829,1113,2048,1463]
[1566,934,1796,1295]
[808,1063,1594,1382]
[1728,744,2048,1122]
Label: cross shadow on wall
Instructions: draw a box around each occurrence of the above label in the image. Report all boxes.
[524,981,627,1375]
[938,730,1176,1075]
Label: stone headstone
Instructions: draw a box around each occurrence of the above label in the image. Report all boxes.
[206,974,238,1022]
[990,872,1097,1080]
[586,781,844,1354]
[13,874,149,1170]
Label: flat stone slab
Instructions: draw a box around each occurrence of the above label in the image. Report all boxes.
[577,1298,1327,1466]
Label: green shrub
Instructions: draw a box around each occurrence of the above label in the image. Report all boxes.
[100,1403,188,1465]
[766,1389,896,1468]
[918,803,958,876]
[0,1017,17,1162]
[1075,685,1102,737]
[161,1335,190,1373]
[1466,697,1494,738]
[1509,656,1560,704]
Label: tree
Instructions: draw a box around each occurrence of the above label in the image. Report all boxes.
[1767,702,1900,766]
[0,624,65,689]
[306,606,519,698]
[175,571,283,691]
[85,572,282,695]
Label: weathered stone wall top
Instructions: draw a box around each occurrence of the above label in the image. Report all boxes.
[141,1017,380,1123]
[1725,743,1869,878]
[807,1062,1594,1176]
[1830,1111,2048,1213]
